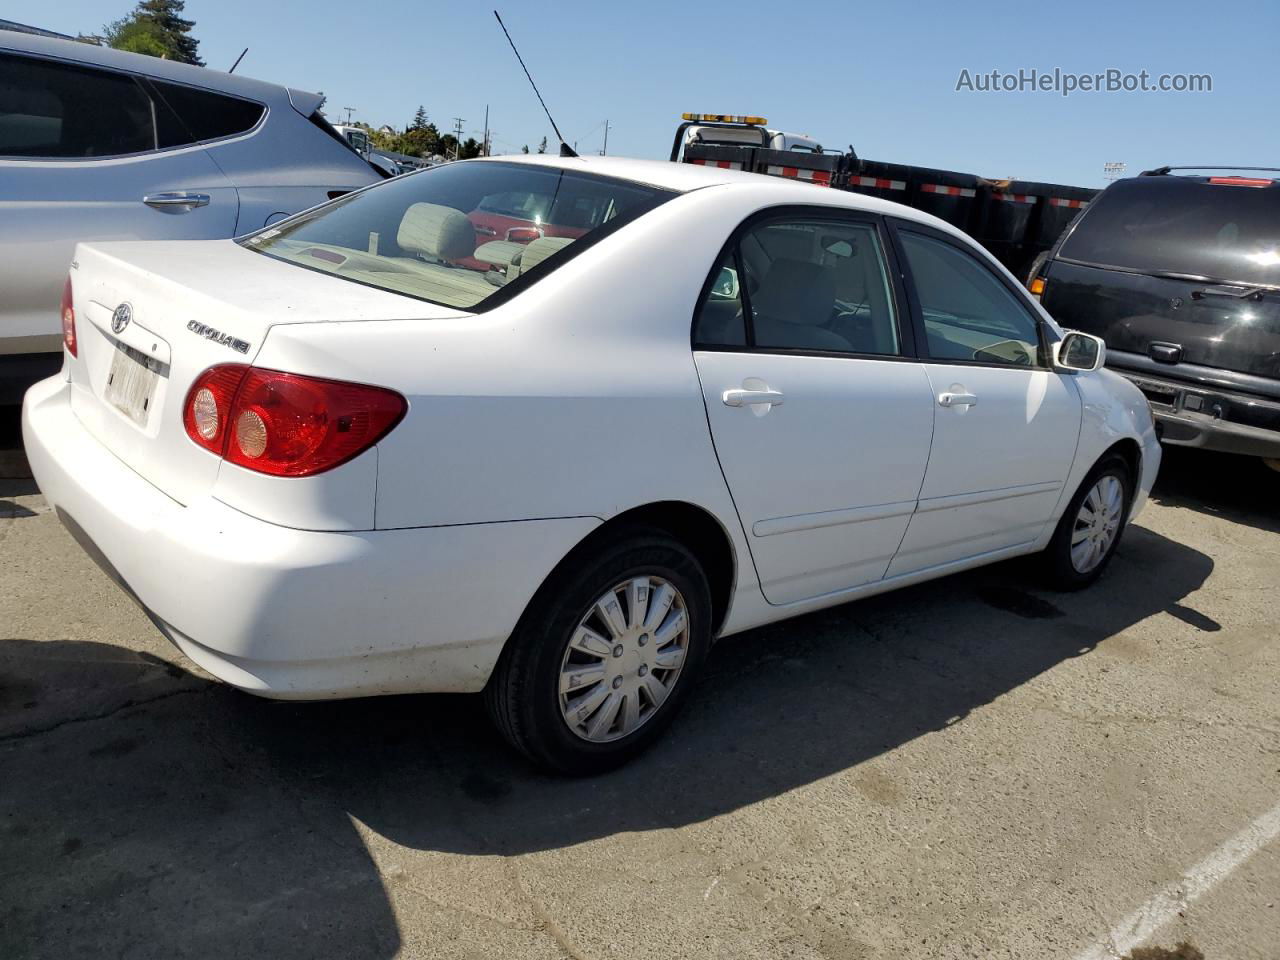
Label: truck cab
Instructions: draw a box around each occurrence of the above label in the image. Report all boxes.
[672,113,824,160]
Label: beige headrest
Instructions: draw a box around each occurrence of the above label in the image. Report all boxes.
[397,203,475,261]
[509,236,575,279]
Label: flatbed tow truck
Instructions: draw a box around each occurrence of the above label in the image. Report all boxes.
[672,113,1097,280]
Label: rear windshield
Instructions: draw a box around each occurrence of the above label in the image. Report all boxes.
[1058,177,1280,287]
[242,161,674,310]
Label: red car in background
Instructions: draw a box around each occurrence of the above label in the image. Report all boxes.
[457,187,594,271]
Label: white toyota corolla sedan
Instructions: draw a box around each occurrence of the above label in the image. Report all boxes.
[23,155,1160,773]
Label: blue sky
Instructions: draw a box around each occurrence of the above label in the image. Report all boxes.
[16,0,1279,187]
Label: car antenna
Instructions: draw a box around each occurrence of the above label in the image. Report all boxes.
[493,10,578,158]
[228,48,248,73]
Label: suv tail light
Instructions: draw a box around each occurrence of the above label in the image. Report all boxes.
[61,276,77,357]
[183,365,406,477]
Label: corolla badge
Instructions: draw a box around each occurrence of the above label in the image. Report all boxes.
[111,302,132,334]
[186,320,251,354]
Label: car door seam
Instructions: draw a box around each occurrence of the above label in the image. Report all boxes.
[689,351,770,604]
[886,362,938,563]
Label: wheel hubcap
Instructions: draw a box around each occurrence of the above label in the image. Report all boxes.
[558,575,689,743]
[1070,475,1124,573]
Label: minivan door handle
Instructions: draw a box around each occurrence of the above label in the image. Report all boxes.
[938,391,979,407]
[143,192,210,211]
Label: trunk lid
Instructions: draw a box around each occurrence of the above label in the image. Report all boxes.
[67,239,466,505]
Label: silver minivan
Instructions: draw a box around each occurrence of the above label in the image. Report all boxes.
[0,33,380,401]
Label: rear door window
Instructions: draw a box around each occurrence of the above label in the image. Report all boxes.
[150,80,264,147]
[695,215,902,355]
[0,52,153,158]
[1058,177,1280,287]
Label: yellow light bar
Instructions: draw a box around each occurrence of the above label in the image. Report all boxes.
[681,113,767,125]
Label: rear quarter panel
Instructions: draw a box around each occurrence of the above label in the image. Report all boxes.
[250,187,754,536]
[209,105,378,234]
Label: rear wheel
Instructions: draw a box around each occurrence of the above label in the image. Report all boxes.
[1042,456,1132,590]
[484,528,712,775]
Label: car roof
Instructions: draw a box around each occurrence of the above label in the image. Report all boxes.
[0,32,307,109]
[470,153,966,236]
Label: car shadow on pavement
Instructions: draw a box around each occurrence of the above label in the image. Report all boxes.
[1151,446,1279,535]
[0,524,1214,959]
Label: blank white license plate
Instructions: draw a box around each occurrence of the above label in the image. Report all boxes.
[104,345,160,426]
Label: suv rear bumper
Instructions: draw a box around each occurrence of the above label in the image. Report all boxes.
[1110,364,1280,459]
[22,375,599,699]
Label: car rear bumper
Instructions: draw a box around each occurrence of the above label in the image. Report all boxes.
[22,375,599,699]
[1112,366,1280,459]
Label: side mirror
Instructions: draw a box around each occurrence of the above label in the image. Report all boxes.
[713,266,740,299]
[1052,331,1106,372]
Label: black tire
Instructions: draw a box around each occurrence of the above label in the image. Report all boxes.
[1041,455,1133,590]
[484,526,712,775]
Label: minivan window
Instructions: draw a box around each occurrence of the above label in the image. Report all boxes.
[1058,177,1280,288]
[243,161,674,310]
[150,80,264,147]
[0,53,153,158]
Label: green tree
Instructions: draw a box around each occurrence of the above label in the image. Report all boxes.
[411,105,429,131]
[400,121,441,158]
[521,144,530,154]
[105,0,202,65]
[102,16,168,57]
[459,137,482,160]
[536,136,547,154]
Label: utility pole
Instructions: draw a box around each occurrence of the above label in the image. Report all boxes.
[482,105,490,157]
[343,106,355,125]
[452,117,464,160]
[601,119,609,156]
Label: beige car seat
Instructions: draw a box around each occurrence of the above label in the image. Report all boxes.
[397,203,476,262]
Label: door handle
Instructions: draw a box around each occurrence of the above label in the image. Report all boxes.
[938,391,978,407]
[143,192,210,210]
[473,225,498,237]
[723,387,785,407]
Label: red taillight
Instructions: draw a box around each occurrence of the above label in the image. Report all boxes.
[60,276,77,357]
[183,364,249,454]
[183,365,406,477]
[1208,176,1273,187]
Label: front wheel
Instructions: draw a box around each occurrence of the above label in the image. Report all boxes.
[1041,456,1132,590]
[484,528,712,775]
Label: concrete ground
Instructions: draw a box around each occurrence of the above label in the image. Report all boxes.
[2,405,1277,960]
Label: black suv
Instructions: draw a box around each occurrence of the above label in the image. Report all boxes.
[1033,167,1280,470]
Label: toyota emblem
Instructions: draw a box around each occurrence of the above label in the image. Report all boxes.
[111,302,132,334]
